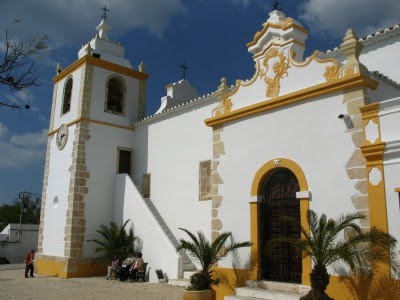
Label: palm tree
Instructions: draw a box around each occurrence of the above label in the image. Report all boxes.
[88,219,136,263]
[267,210,396,300]
[177,228,252,291]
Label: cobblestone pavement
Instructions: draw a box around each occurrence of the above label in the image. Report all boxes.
[0,269,184,300]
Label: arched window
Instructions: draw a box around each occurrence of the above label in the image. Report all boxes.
[106,76,125,114]
[62,77,73,115]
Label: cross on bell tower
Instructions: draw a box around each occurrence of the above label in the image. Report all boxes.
[101,5,110,20]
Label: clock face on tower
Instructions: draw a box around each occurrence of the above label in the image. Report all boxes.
[56,124,69,150]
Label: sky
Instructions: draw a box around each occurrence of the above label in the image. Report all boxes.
[0,0,399,205]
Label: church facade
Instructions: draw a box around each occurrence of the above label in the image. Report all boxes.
[36,8,400,300]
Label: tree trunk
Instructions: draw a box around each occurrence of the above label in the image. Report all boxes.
[300,264,333,300]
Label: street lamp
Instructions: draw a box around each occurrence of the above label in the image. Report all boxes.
[17,189,41,242]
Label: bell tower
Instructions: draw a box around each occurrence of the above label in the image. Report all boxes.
[36,16,148,278]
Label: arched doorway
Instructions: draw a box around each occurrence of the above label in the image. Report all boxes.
[259,168,302,283]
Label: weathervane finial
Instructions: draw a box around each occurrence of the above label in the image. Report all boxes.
[101,5,110,20]
[179,61,189,79]
[273,0,281,11]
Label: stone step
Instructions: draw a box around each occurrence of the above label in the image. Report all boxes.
[182,263,196,271]
[168,278,190,287]
[234,287,302,300]
[183,270,199,279]
[246,281,311,295]
[225,295,261,300]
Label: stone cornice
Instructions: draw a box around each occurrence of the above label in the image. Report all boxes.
[53,55,149,83]
[361,142,385,166]
[205,73,378,127]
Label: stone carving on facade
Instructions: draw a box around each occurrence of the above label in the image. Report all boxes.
[260,48,290,98]
[324,64,340,82]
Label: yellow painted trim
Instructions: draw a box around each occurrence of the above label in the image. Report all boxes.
[250,158,311,285]
[212,268,370,300]
[249,201,261,280]
[36,257,106,278]
[48,117,135,136]
[53,55,149,83]
[360,102,383,147]
[36,258,67,278]
[212,267,256,300]
[365,164,389,234]
[361,141,388,236]
[252,39,305,59]
[53,56,87,83]
[205,73,378,127]
[360,142,385,167]
[247,21,308,48]
[360,102,380,120]
[360,102,389,275]
[288,50,340,70]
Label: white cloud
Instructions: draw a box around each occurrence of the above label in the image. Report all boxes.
[0,0,187,49]
[0,123,8,138]
[0,125,47,168]
[299,0,400,38]
[228,0,252,7]
[10,129,48,148]
[37,114,49,124]
[4,91,29,106]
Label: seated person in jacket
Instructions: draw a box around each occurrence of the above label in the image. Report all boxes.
[119,253,137,281]
[129,252,145,281]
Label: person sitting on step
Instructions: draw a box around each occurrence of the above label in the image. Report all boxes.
[129,252,145,282]
[106,255,121,280]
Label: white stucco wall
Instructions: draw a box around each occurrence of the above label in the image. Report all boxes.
[42,125,75,257]
[114,174,182,281]
[329,33,400,83]
[360,35,400,83]
[133,97,217,247]
[380,97,400,255]
[216,92,358,268]
[83,123,135,257]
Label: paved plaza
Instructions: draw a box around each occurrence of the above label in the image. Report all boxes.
[0,268,184,300]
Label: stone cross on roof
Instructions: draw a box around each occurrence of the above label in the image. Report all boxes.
[180,61,189,79]
[273,0,281,11]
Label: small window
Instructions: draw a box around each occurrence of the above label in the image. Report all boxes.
[118,148,132,176]
[106,76,125,114]
[62,77,73,114]
[142,173,151,198]
[199,160,212,200]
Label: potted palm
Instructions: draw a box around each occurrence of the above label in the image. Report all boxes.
[177,228,252,300]
[267,210,396,300]
[88,219,137,264]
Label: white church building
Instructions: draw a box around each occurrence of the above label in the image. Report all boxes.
[36,7,400,300]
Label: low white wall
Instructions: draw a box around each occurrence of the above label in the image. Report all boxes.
[114,174,182,281]
[0,224,39,263]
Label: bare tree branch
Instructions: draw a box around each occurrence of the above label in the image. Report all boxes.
[0,29,48,110]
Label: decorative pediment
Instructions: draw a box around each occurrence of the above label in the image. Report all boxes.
[205,10,378,127]
[210,47,342,118]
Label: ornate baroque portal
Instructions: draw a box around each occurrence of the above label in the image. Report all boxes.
[259,168,302,283]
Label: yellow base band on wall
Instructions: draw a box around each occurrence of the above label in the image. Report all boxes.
[36,256,106,279]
